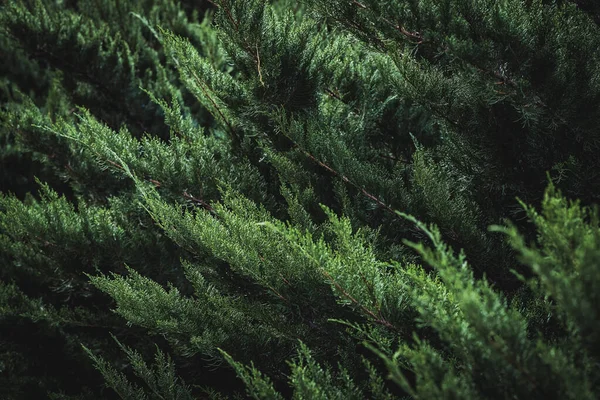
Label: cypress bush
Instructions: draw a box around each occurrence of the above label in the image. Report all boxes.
[1,0,599,398]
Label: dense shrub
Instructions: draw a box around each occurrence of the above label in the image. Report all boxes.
[1,0,599,398]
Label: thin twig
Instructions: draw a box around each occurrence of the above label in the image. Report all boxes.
[324,88,361,114]
[298,146,399,218]
[381,17,424,44]
[322,270,397,330]
[218,0,240,31]
[187,68,238,144]
[352,0,367,9]
[256,44,265,87]
[106,159,125,170]
[182,190,215,213]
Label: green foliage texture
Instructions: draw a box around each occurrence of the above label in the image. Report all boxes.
[1,0,599,398]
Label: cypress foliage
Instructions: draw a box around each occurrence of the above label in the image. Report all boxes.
[1,0,599,398]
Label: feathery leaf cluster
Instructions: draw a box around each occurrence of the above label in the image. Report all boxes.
[1,0,600,398]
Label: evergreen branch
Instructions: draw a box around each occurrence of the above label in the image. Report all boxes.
[182,190,215,213]
[487,334,540,392]
[264,283,289,303]
[350,0,425,44]
[298,145,399,218]
[358,272,380,315]
[324,88,361,114]
[26,45,150,133]
[106,159,126,171]
[382,18,424,44]
[321,270,397,331]
[214,0,240,31]
[186,66,239,145]
[36,122,216,216]
[351,0,367,9]
[468,61,582,135]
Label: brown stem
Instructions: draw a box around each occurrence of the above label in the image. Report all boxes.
[256,44,265,87]
[324,88,362,114]
[217,0,240,31]
[352,0,367,9]
[299,147,399,218]
[322,270,397,330]
[187,68,239,147]
[381,17,425,44]
[182,190,215,213]
[106,159,125,170]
